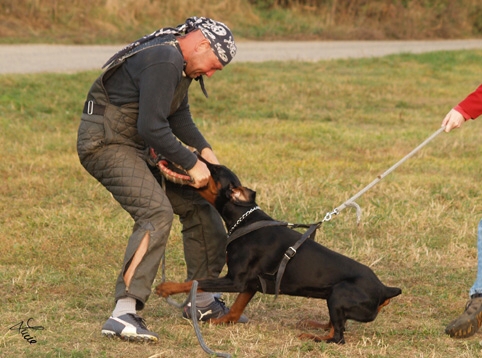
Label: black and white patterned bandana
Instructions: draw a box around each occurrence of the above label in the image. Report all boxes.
[102,17,236,98]
[183,17,237,66]
[103,16,236,69]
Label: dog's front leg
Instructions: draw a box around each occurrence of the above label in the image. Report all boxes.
[209,291,256,324]
[155,281,195,297]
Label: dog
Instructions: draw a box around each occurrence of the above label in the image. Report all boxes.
[156,160,402,344]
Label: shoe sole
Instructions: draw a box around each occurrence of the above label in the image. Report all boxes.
[445,311,482,338]
[102,330,158,343]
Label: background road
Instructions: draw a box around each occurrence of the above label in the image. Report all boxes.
[1,39,482,74]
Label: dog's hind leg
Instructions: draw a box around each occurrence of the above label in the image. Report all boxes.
[209,291,256,324]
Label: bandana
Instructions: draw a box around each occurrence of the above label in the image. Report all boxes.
[183,17,237,67]
[102,17,236,97]
[102,16,236,68]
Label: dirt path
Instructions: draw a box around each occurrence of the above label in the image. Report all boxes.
[1,39,482,74]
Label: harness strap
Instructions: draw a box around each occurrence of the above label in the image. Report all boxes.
[274,222,321,299]
[226,220,289,247]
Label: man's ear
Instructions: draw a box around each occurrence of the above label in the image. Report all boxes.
[196,39,211,53]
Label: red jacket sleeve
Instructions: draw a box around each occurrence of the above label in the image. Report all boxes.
[456,84,482,120]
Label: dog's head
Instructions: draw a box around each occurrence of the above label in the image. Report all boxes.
[195,157,241,207]
[196,157,256,212]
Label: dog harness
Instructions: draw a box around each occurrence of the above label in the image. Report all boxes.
[227,215,321,299]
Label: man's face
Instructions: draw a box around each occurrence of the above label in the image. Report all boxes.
[184,41,223,79]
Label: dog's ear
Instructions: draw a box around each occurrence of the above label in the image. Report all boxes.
[230,187,244,202]
[229,187,256,204]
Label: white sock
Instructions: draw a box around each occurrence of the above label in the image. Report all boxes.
[194,292,215,307]
[112,297,137,318]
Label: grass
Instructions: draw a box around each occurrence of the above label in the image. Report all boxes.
[2,50,482,357]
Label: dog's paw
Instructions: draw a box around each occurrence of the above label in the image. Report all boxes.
[298,332,324,342]
[296,319,331,331]
[209,314,238,325]
[298,333,345,344]
[154,282,171,297]
[155,281,193,297]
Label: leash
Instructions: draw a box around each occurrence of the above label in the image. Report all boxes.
[188,281,232,358]
[160,260,232,357]
[324,126,446,223]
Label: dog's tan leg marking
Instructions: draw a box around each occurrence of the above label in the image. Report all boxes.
[155,281,197,297]
[297,319,331,331]
[298,323,335,342]
[209,291,255,324]
[124,231,150,288]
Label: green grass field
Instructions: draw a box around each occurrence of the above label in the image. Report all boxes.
[1,50,482,357]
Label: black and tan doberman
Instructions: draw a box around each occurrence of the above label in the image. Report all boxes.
[156,160,401,344]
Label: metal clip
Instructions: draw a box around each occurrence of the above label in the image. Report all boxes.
[87,100,94,115]
[323,209,339,223]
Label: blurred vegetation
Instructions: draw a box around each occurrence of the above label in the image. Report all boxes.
[1,0,482,44]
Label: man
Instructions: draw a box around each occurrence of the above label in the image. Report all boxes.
[77,17,245,342]
[442,84,482,338]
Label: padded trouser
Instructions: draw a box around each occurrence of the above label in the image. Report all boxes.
[165,179,226,281]
[77,111,226,310]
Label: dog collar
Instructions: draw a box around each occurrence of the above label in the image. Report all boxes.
[227,206,260,238]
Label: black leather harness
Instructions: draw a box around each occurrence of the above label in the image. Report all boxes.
[226,217,322,299]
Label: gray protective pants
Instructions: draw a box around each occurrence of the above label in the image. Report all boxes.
[77,102,226,310]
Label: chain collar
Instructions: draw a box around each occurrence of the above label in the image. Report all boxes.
[227,206,260,238]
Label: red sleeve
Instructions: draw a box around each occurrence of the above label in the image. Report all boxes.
[457,84,482,120]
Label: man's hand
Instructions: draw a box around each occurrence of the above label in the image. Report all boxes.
[187,160,210,188]
[442,109,465,132]
[187,148,219,188]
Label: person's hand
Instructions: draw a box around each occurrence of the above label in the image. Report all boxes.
[442,108,465,132]
[187,159,210,188]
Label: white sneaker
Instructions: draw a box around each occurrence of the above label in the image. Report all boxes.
[101,313,159,342]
